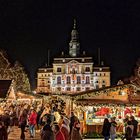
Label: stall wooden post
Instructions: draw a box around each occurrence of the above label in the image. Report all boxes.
[83,112,87,134]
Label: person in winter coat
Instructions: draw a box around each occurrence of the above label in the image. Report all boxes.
[102,118,111,140]
[125,120,134,140]
[53,124,65,140]
[0,121,8,140]
[19,110,27,140]
[40,124,54,140]
[2,111,10,132]
[110,117,117,140]
[71,120,82,140]
[69,112,77,134]
[130,116,138,140]
[60,117,70,140]
[28,109,37,138]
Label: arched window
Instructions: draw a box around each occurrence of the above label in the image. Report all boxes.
[57,67,61,72]
[86,76,90,84]
[77,76,81,84]
[67,76,71,84]
[57,76,61,84]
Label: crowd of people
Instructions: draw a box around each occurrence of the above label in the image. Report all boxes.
[0,101,83,140]
[0,100,139,140]
[102,116,138,140]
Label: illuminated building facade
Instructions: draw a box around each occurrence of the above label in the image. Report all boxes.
[37,20,110,94]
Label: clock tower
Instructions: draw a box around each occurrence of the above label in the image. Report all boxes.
[69,19,80,57]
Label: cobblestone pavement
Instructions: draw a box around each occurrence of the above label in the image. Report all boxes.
[8,126,41,140]
[8,126,140,140]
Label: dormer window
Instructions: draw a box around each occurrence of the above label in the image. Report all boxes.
[85,67,90,72]
[57,67,61,72]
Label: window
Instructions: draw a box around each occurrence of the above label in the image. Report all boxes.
[85,67,90,72]
[77,76,81,84]
[67,87,71,91]
[96,85,99,89]
[102,80,105,87]
[41,79,45,86]
[102,85,106,88]
[57,87,61,91]
[72,68,76,74]
[85,87,90,91]
[57,77,61,84]
[67,76,71,84]
[85,76,90,84]
[77,87,81,91]
[47,85,50,89]
[57,67,61,72]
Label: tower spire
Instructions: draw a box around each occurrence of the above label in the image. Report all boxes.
[73,19,76,29]
[69,19,80,57]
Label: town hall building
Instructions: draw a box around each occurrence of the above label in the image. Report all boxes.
[37,20,111,94]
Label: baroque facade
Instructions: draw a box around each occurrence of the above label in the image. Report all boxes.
[37,20,110,94]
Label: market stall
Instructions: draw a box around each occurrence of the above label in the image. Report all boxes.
[71,84,140,134]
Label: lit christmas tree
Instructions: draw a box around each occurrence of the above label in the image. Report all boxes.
[0,50,31,92]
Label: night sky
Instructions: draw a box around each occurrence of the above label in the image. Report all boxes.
[0,0,140,89]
